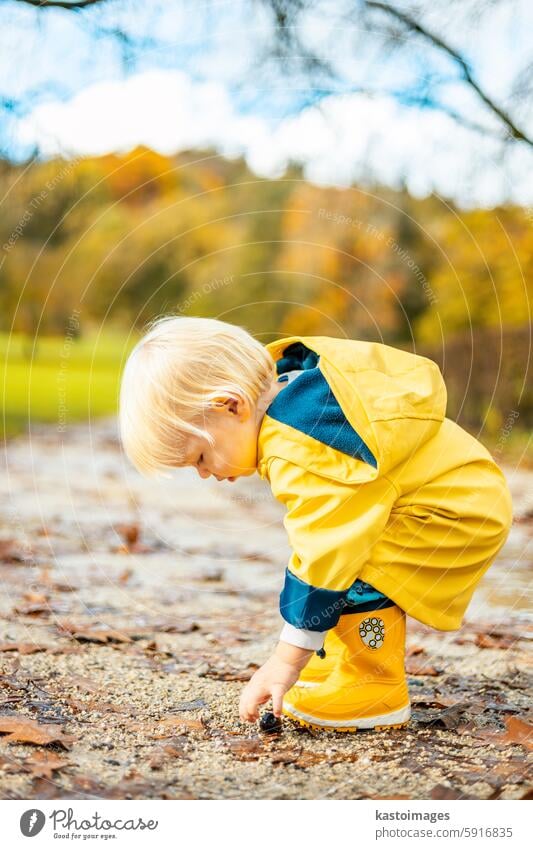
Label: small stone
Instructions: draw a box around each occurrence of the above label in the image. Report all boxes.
[259,712,282,734]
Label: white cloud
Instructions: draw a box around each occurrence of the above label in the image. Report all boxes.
[15,68,532,209]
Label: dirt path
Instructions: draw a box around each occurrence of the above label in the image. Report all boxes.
[0,419,531,800]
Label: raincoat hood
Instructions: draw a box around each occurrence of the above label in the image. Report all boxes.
[258,335,448,484]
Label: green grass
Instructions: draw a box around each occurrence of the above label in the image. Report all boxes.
[1,331,138,439]
[2,331,531,469]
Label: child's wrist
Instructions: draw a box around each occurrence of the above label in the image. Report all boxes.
[274,640,314,670]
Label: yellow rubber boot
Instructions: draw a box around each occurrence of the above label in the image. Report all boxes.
[283,604,411,731]
[295,626,344,687]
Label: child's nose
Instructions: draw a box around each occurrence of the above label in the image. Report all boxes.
[197,466,211,479]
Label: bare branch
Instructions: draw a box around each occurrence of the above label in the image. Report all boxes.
[12,0,106,9]
[364,1,532,146]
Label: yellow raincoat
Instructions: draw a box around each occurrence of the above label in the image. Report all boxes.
[257,335,513,633]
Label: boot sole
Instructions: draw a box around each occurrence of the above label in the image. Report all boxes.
[282,702,411,732]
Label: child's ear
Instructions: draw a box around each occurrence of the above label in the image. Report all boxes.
[210,395,242,415]
[212,395,251,419]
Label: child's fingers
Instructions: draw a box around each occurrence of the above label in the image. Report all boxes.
[239,689,267,722]
[271,685,285,717]
[239,693,258,722]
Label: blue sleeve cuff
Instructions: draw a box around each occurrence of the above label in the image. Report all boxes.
[279,567,393,631]
[279,568,350,631]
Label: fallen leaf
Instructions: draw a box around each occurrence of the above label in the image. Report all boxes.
[225,737,264,761]
[56,621,133,644]
[148,742,188,769]
[406,645,426,657]
[293,749,358,768]
[405,658,441,676]
[116,523,139,546]
[412,695,460,709]
[156,621,200,634]
[70,675,101,693]
[22,590,49,604]
[0,540,32,564]
[198,568,224,582]
[500,716,533,751]
[22,750,70,779]
[199,663,259,681]
[430,784,473,799]
[0,643,49,655]
[0,716,75,749]
[269,746,301,765]
[86,700,137,715]
[152,716,204,734]
[415,703,470,730]
[13,601,59,616]
[38,568,78,593]
[475,633,517,650]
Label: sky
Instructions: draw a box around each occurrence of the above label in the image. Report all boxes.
[1,0,532,209]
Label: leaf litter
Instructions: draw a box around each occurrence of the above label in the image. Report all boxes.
[0,419,531,799]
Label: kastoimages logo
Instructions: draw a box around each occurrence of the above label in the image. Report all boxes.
[20,809,46,837]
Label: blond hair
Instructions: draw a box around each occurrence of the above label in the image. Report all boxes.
[119,315,276,475]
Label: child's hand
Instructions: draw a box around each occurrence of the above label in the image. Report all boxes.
[239,642,313,722]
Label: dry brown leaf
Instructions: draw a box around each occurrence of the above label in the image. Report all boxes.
[70,675,101,693]
[199,663,259,681]
[412,694,461,709]
[155,621,200,634]
[13,601,59,616]
[22,750,70,779]
[63,697,87,713]
[0,642,49,655]
[268,746,359,768]
[268,746,300,765]
[302,750,359,767]
[406,645,426,657]
[22,590,49,604]
[416,703,469,730]
[0,716,75,749]
[148,742,188,769]
[457,716,533,751]
[113,524,155,555]
[500,716,533,751]
[430,784,473,799]
[405,658,441,676]
[38,568,78,593]
[475,633,517,650]
[86,700,137,715]
[225,737,264,761]
[149,716,204,735]
[0,539,32,563]
[56,621,133,644]
[116,523,140,546]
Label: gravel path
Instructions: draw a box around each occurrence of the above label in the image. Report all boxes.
[0,419,531,800]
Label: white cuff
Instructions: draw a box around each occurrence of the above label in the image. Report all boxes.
[279,622,328,651]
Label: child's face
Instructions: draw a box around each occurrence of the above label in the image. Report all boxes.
[183,386,280,481]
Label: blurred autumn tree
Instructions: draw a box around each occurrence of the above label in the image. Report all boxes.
[0,146,531,443]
